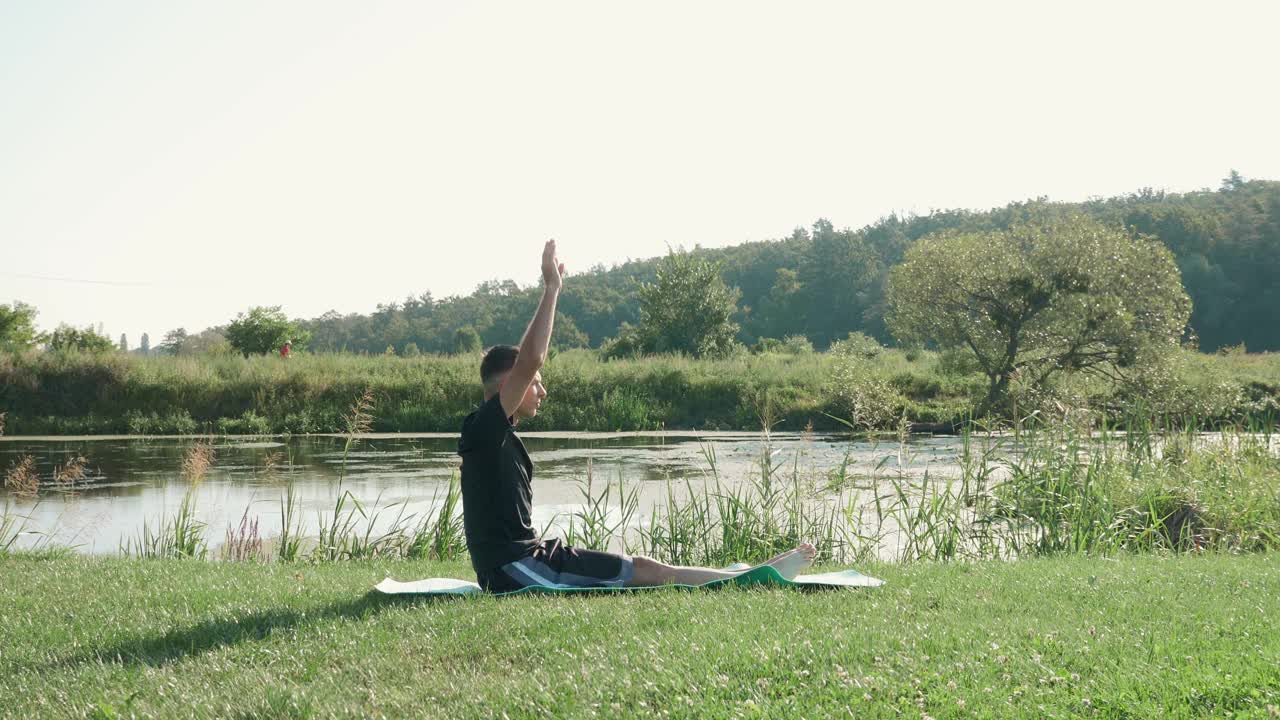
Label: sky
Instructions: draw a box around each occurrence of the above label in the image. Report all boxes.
[2,1,1278,343]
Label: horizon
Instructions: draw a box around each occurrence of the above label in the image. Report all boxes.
[4,2,1279,340]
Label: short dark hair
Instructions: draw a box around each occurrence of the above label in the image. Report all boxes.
[480,345,519,388]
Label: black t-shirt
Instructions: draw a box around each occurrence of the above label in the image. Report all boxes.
[457,394,539,572]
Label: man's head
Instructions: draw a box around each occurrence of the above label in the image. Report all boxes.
[480,345,546,421]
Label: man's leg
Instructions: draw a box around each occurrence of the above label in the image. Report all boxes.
[625,543,816,587]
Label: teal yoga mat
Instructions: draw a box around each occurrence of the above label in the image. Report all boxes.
[374,564,883,597]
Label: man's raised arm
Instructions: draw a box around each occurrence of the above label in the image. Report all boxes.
[499,240,565,417]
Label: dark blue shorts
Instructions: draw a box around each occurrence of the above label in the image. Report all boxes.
[477,538,635,593]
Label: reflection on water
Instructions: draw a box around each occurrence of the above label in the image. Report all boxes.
[1,432,967,555]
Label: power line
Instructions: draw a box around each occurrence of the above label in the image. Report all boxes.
[0,272,155,287]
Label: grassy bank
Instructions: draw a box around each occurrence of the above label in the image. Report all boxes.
[1,553,1277,719]
[2,347,1278,435]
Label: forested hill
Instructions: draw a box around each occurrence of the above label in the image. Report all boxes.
[302,177,1280,354]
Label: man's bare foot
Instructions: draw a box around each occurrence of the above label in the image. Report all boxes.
[759,543,816,581]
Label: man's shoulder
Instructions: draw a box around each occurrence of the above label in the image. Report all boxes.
[458,395,511,451]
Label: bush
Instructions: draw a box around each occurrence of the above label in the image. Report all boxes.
[780,335,814,355]
[830,332,882,360]
[751,337,782,354]
[598,324,645,360]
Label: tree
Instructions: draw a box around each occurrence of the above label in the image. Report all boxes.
[158,328,190,355]
[887,214,1191,413]
[139,333,150,355]
[797,219,882,346]
[635,250,741,358]
[47,324,116,352]
[0,301,43,350]
[225,306,310,357]
[453,326,481,354]
[119,334,128,352]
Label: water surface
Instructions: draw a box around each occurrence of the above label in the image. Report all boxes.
[1,432,967,555]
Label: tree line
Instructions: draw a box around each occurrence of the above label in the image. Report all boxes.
[3,174,1276,359]
[295,174,1280,356]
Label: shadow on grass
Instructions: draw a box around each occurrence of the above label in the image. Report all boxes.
[50,591,460,670]
[43,581,846,672]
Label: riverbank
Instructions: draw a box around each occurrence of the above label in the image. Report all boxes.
[1,553,1276,718]
[2,347,1278,435]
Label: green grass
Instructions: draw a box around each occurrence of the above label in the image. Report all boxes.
[4,347,1276,435]
[0,553,1277,718]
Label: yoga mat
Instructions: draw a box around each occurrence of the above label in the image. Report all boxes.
[374,564,883,597]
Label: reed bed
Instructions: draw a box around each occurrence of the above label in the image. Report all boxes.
[6,418,1276,566]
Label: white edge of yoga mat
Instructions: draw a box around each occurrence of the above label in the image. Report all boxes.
[374,568,883,596]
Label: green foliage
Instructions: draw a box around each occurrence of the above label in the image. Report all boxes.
[888,215,1191,413]
[829,331,883,360]
[270,179,1280,356]
[598,322,646,360]
[226,306,309,357]
[47,324,116,353]
[797,218,884,346]
[1,347,1275,436]
[157,328,190,356]
[452,325,481,355]
[633,249,742,358]
[780,334,814,355]
[0,301,43,350]
[750,337,782,354]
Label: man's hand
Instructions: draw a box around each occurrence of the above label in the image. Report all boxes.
[542,239,566,290]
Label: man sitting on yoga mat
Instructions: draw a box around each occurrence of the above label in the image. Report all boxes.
[457,239,816,593]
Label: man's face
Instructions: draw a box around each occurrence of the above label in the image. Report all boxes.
[514,371,546,420]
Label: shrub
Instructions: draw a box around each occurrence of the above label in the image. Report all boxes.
[830,332,882,360]
[780,335,814,355]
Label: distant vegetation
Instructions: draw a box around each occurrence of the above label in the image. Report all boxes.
[287,175,1279,355]
[2,175,1279,433]
[0,346,1275,435]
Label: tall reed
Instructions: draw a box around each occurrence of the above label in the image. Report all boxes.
[1,500,25,554]
[561,459,640,553]
[121,442,214,559]
[405,472,465,561]
[221,505,264,562]
[4,456,39,496]
[277,478,304,562]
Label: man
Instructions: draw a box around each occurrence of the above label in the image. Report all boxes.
[457,240,816,592]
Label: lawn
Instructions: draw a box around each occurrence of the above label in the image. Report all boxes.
[1,553,1277,718]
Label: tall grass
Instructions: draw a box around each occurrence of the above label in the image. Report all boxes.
[560,460,639,553]
[593,423,1280,566]
[121,442,213,559]
[221,506,264,562]
[3,456,39,496]
[300,389,466,562]
[9,414,1277,567]
[1,500,25,554]
[277,478,304,562]
[3,347,1276,434]
[404,471,465,561]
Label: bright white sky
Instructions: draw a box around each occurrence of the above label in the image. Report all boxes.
[3,1,1278,342]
